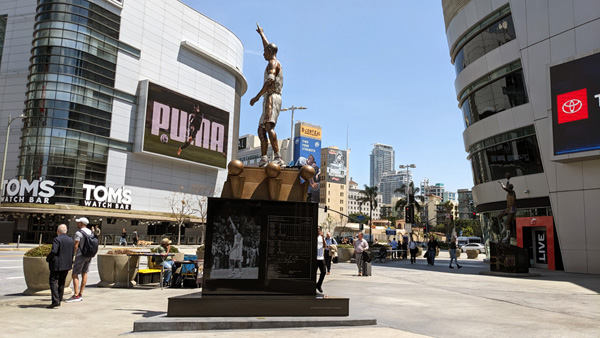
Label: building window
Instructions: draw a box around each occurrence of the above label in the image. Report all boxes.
[0,15,7,69]
[453,12,515,75]
[469,134,543,185]
[461,69,528,127]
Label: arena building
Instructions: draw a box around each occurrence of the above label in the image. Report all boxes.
[0,0,246,244]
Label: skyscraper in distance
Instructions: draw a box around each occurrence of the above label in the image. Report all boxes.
[369,143,394,187]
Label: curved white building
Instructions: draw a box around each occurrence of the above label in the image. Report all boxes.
[0,0,246,244]
[443,0,600,273]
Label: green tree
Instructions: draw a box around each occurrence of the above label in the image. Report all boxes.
[358,185,378,243]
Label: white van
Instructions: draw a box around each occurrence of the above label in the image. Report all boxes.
[457,236,482,249]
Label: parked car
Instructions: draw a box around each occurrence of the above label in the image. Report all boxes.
[461,243,486,254]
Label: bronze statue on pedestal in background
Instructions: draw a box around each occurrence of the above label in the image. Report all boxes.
[497,174,516,243]
[250,23,285,168]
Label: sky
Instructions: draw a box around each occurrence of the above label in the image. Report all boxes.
[184,0,473,193]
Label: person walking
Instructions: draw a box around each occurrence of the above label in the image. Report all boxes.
[324,232,337,275]
[316,228,326,293]
[119,228,127,246]
[132,230,139,247]
[409,240,418,264]
[353,232,369,276]
[46,224,74,308]
[391,238,398,259]
[65,217,92,303]
[449,238,462,269]
[427,238,438,266]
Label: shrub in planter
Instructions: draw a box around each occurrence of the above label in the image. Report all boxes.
[337,244,355,262]
[23,245,73,296]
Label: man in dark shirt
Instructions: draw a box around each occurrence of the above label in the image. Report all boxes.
[178,103,204,156]
[46,224,74,308]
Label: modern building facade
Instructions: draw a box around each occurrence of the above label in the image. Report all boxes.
[443,0,600,273]
[347,178,381,220]
[378,170,410,205]
[237,134,290,168]
[369,143,394,187]
[0,0,246,243]
[320,146,349,220]
[457,188,474,220]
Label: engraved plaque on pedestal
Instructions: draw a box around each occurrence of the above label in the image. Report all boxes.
[202,198,318,295]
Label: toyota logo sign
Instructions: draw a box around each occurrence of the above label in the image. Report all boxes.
[562,99,582,114]
[556,88,588,124]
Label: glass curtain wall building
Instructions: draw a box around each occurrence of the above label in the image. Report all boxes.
[443,0,600,273]
[22,0,135,204]
[0,0,245,244]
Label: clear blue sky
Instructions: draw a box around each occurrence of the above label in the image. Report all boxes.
[185,0,473,193]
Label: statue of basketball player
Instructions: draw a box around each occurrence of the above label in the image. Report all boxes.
[497,179,516,243]
[250,23,285,167]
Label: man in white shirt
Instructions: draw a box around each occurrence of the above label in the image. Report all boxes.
[65,217,93,303]
[353,232,369,276]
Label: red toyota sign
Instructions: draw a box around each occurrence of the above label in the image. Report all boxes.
[556,88,588,124]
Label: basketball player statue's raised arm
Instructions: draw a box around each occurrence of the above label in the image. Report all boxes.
[250,23,285,167]
[497,173,516,243]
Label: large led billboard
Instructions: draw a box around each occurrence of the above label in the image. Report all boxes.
[550,53,600,155]
[141,82,229,168]
[293,123,322,202]
[326,149,347,184]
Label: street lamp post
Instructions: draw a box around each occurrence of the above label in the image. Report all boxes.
[399,164,416,233]
[280,105,307,165]
[1,114,26,209]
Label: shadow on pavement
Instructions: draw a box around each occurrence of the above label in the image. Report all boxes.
[118,309,166,318]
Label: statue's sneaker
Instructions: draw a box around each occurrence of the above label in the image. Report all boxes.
[258,157,268,167]
[272,157,286,168]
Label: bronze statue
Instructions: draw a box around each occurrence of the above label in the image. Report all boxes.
[250,23,285,167]
[497,175,516,243]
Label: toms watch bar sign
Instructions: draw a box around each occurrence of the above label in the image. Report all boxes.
[80,184,132,210]
[1,178,56,204]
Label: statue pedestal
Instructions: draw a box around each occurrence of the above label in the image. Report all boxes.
[168,293,348,317]
[489,241,529,273]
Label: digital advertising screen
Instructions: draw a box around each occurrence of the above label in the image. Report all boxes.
[326,149,347,184]
[550,52,600,155]
[293,123,322,202]
[142,82,229,168]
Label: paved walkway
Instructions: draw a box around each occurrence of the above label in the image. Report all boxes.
[1,248,599,337]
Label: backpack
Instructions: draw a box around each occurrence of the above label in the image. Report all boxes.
[78,230,99,257]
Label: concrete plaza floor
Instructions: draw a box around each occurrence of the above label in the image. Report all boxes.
[1,247,599,337]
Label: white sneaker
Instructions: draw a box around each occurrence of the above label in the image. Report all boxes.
[272,157,286,167]
[65,295,82,303]
[258,156,268,167]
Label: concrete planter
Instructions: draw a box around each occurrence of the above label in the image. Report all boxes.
[466,249,479,259]
[23,256,73,296]
[452,249,462,258]
[337,248,355,262]
[97,254,139,288]
[195,249,205,260]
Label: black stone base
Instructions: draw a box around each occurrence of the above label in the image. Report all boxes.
[489,241,529,274]
[167,293,349,317]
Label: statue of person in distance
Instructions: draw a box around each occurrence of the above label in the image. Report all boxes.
[497,173,516,243]
[250,23,285,167]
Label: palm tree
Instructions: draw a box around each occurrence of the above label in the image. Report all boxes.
[443,200,455,237]
[358,185,378,243]
[394,181,424,220]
